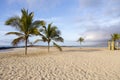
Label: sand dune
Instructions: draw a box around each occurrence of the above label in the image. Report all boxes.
[0,47,120,80]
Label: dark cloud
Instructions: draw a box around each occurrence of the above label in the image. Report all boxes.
[75,0,120,41]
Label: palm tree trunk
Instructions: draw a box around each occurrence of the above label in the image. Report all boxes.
[80,42,81,48]
[48,42,50,52]
[114,40,116,50]
[25,37,28,55]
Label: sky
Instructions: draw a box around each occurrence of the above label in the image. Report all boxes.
[0,0,120,46]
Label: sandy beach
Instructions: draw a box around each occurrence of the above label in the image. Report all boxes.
[0,47,120,80]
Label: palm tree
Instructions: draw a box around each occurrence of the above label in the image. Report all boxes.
[77,37,84,48]
[111,33,120,49]
[35,23,64,52]
[5,9,45,55]
[111,33,120,42]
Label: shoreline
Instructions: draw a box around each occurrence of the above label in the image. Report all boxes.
[0,45,107,50]
[0,46,108,53]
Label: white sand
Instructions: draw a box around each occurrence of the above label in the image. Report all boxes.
[0,47,120,80]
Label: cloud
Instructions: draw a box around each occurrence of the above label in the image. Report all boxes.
[74,0,120,41]
[39,14,120,41]
[83,31,109,41]
[80,17,120,41]
[3,0,120,42]
[77,0,120,18]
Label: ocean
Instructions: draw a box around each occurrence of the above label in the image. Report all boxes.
[0,41,108,48]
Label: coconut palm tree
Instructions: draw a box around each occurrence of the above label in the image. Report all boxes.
[77,37,84,48]
[111,33,120,49]
[111,33,120,41]
[5,9,45,55]
[35,23,64,52]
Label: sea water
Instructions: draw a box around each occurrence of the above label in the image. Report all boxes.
[0,41,108,48]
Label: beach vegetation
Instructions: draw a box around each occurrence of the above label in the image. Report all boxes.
[5,9,45,55]
[77,37,84,48]
[35,23,64,52]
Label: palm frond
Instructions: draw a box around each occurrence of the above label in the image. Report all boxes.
[33,39,43,44]
[53,42,62,51]
[29,28,40,35]
[50,27,58,38]
[40,20,46,26]
[31,20,46,28]
[111,33,120,41]
[12,36,25,46]
[77,37,84,42]
[21,8,28,16]
[48,23,52,36]
[29,12,34,18]
[42,36,48,42]
[42,26,47,31]
[5,16,22,30]
[6,32,24,36]
[51,26,57,31]
[53,37,64,42]
[5,16,20,25]
[21,9,34,32]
